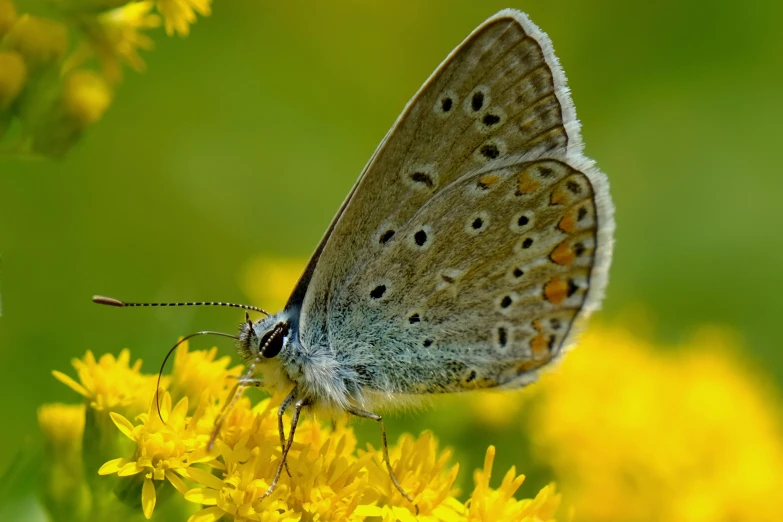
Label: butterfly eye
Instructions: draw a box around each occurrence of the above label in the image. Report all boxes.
[259,322,289,358]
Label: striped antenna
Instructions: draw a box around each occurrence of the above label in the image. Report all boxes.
[92,295,269,316]
[154,330,239,423]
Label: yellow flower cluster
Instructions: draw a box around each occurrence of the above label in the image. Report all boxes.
[468,322,783,522]
[0,0,210,158]
[43,340,561,521]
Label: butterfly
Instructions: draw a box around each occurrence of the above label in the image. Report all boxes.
[96,8,614,511]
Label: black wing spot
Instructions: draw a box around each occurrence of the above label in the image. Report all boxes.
[547,335,557,352]
[441,97,453,112]
[567,279,579,297]
[379,230,395,244]
[498,327,508,347]
[500,295,512,308]
[410,172,434,188]
[472,217,483,230]
[465,370,477,383]
[441,273,456,284]
[480,144,500,159]
[517,215,529,227]
[522,237,534,249]
[566,180,582,194]
[550,318,562,330]
[370,285,386,299]
[409,313,421,324]
[513,268,524,278]
[537,165,554,178]
[423,339,434,347]
[574,242,586,256]
[471,91,484,111]
[482,113,500,126]
[577,207,588,221]
[414,229,428,246]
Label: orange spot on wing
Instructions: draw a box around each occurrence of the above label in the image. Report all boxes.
[478,174,500,188]
[558,209,577,233]
[531,333,549,357]
[550,241,576,265]
[544,276,568,304]
[516,172,539,195]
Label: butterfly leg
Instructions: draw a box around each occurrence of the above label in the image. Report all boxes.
[259,395,311,501]
[277,387,298,478]
[345,406,419,514]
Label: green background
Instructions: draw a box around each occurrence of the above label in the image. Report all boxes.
[1,0,782,516]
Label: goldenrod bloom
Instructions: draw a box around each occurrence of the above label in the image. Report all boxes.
[52,349,156,417]
[47,340,562,521]
[465,446,559,522]
[99,391,215,519]
[0,51,26,109]
[63,70,113,127]
[155,0,211,37]
[3,14,67,70]
[524,325,783,522]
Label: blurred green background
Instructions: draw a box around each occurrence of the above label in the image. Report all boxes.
[2,0,783,517]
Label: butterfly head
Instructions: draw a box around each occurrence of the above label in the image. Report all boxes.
[238,313,291,363]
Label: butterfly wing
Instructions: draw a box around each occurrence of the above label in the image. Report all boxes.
[289,9,613,395]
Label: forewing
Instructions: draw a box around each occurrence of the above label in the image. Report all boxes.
[293,10,613,390]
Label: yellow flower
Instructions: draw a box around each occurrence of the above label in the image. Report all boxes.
[466,446,560,522]
[52,349,156,417]
[3,14,68,70]
[38,403,86,459]
[79,1,160,82]
[98,391,215,519]
[241,257,307,313]
[525,324,783,522]
[37,403,92,522]
[0,0,16,38]
[184,447,297,522]
[155,0,211,37]
[358,432,464,522]
[62,69,113,127]
[169,339,243,413]
[0,50,27,109]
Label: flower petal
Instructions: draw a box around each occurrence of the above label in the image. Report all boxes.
[118,461,145,476]
[51,370,90,397]
[98,457,127,475]
[187,506,225,522]
[185,487,219,505]
[142,477,156,519]
[110,412,136,440]
[166,470,190,496]
[178,467,224,491]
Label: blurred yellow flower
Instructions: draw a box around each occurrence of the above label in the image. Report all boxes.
[156,0,211,37]
[63,70,113,127]
[0,0,16,37]
[523,324,783,522]
[3,14,68,70]
[38,403,86,459]
[241,257,307,313]
[0,51,26,109]
[76,0,161,82]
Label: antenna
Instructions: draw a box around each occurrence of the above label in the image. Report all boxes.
[93,295,269,316]
[154,331,239,423]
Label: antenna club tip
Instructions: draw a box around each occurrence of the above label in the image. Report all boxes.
[93,295,125,307]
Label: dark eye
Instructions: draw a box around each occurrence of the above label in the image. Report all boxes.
[260,322,289,358]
